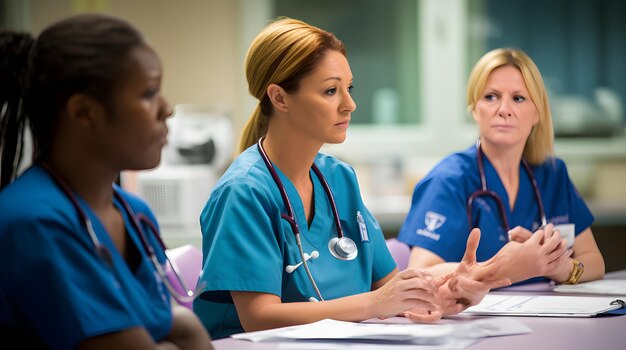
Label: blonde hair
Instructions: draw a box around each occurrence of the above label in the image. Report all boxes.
[238,17,345,152]
[466,48,554,164]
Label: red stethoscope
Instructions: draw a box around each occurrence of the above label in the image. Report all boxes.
[257,137,357,302]
[40,162,202,304]
[466,140,547,232]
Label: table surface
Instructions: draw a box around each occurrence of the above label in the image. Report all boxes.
[211,270,626,350]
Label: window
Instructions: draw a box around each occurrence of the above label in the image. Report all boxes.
[468,0,626,138]
[274,0,420,125]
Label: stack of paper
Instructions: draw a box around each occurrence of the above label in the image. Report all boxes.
[463,294,625,317]
[231,318,531,349]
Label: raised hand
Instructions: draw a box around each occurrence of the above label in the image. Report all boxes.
[404,228,511,321]
[436,228,510,314]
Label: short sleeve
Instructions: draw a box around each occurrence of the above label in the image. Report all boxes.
[396,176,469,262]
[197,179,284,302]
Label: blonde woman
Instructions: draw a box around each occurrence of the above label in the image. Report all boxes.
[193,18,508,339]
[398,48,605,285]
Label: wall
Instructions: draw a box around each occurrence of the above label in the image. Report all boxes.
[29,0,247,129]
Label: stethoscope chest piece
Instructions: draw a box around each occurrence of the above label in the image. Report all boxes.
[328,236,358,260]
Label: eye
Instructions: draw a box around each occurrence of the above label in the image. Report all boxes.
[142,88,159,99]
[484,93,497,101]
[325,87,337,96]
[513,95,526,102]
[347,85,354,93]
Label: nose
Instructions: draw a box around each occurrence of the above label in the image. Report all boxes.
[341,91,356,113]
[160,95,174,120]
[497,98,512,118]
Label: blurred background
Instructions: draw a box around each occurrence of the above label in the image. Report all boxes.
[2,0,624,271]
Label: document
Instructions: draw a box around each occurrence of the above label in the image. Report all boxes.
[231,318,531,349]
[462,294,626,317]
[552,279,626,296]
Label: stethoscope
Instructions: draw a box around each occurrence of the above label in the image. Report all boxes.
[466,140,547,232]
[40,162,203,304]
[257,137,357,302]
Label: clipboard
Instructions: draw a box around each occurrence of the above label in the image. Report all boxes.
[553,279,626,296]
[462,294,626,317]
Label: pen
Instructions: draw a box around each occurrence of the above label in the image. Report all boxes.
[357,211,368,242]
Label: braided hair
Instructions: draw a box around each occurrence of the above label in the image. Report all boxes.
[0,13,146,190]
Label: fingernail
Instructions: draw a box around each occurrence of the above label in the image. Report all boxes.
[403,312,409,318]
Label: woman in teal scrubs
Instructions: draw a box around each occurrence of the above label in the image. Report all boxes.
[194,17,510,339]
[0,14,211,349]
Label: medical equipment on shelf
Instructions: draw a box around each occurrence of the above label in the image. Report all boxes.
[134,104,234,233]
[257,137,357,302]
[466,140,547,232]
[41,162,203,304]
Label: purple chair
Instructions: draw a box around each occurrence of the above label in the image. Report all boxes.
[165,244,203,309]
[385,238,410,271]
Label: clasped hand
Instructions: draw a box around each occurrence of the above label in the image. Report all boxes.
[377,228,511,323]
[503,223,571,282]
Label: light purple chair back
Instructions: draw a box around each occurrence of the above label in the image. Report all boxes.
[165,244,202,309]
[385,238,410,270]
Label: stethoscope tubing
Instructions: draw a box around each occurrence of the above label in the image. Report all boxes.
[467,140,548,232]
[40,162,200,303]
[256,138,326,301]
[256,137,359,301]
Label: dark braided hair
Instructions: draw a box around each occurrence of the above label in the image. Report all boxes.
[0,31,33,189]
[0,13,146,190]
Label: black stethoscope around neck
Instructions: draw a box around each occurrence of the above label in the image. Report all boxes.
[40,161,204,304]
[466,140,547,232]
[257,137,357,302]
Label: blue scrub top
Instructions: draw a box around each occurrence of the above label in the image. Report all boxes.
[397,145,594,283]
[0,165,172,349]
[194,145,396,339]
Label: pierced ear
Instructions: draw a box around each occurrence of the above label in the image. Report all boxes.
[66,93,104,125]
[267,84,289,113]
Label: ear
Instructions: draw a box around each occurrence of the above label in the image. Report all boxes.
[65,93,106,126]
[266,84,289,113]
[471,109,479,123]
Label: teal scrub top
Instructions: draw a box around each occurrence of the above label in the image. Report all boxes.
[0,165,172,349]
[194,145,396,339]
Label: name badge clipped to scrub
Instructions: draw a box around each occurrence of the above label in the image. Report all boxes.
[357,211,368,242]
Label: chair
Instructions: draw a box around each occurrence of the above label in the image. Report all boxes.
[385,238,410,271]
[165,244,203,309]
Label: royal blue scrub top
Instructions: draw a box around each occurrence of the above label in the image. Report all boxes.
[0,165,172,349]
[397,145,593,283]
[194,145,396,339]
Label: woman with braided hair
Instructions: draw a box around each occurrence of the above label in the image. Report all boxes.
[0,14,212,349]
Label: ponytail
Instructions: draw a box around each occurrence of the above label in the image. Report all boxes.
[238,104,267,153]
[0,31,35,190]
[240,18,345,154]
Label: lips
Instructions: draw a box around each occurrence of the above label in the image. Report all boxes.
[492,124,514,129]
[335,119,350,128]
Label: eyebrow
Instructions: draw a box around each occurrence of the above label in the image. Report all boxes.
[484,88,526,95]
[322,76,353,83]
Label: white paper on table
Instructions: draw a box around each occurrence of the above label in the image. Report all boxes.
[232,317,531,346]
[553,279,626,296]
[463,294,625,317]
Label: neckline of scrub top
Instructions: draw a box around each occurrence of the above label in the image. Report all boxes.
[480,151,534,220]
[273,164,331,249]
